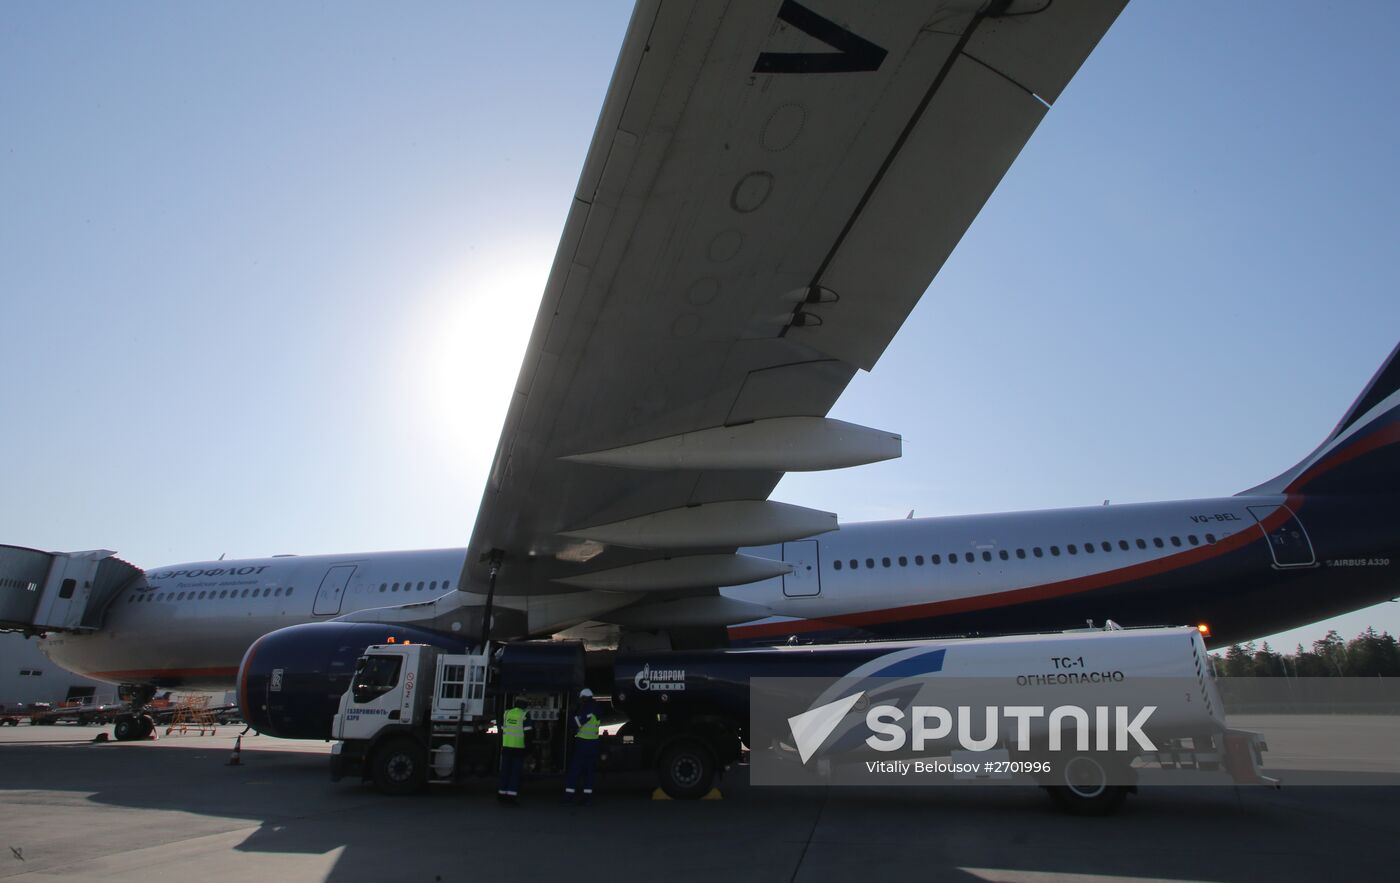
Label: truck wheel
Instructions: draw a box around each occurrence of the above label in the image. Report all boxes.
[371,738,427,795]
[113,715,140,741]
[1044,754,1129,816]
[138,715,155,739]
[657,740,716,800]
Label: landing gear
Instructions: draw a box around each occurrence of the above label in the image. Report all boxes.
[113,684,158,742]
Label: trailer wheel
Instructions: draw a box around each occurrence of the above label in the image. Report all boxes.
[371,738,427,795]
[657,740,716,800]
[1044,754,1129,816]
[113,715,140,741]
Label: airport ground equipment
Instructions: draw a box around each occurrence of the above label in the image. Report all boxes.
[325,626,1272,812]
[0,546,142,636]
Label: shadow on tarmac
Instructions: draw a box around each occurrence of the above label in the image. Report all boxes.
[2,733,1399,881]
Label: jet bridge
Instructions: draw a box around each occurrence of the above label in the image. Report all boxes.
[0,545,143,636]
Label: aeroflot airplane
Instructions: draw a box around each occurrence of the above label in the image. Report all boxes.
[17,2,1400,738]
[40,343,1400,696]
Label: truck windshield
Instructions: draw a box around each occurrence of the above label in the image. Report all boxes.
[352,655,403,704]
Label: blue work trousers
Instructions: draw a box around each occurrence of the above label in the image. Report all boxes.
[564,739,599,796]
[499,746,524,796]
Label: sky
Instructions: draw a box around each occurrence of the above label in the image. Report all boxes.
[2,1,1398,654]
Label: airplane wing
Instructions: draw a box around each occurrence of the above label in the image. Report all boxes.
[463,0,1125,613]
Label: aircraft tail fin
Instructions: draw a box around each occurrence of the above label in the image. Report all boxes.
[1243,341,1400,496]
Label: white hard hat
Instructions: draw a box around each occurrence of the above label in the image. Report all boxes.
[579,688,594,698]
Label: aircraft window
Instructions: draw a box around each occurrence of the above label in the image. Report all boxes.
[392,582,400,592]
[1170,536,1182,547]
[1153,537,1165,548]
[1083,543,1094,554]
[1050,546,1061,557]
[1033,547,1043,558]
[240,589,249,598]
[981,551,991,562]
[879,557,888,568]
[156,594,165,602]
[1188,535,1199,546]
[127,595,135,603]
[1136,539,1147,549]
[931,554,941,565]
[1205,533,1217,544]
[1067,544,1078,555]
[999,550,1009,561]
[1102,542,1112,552]
[417,581,425,591]
[833,559,842,571]
[849,559,858,569]
[216,590,225,599]
[1119,540,1130,551]
[898,556,907,567]
[1016,549,1026,559]
[287,588,294,596]
[442,580,450,591]
[947,554,956,565]
[915,555,924,566]
[964,553,974,563]
[866,559,875,569]
[430,581,438,590]
[175,592,185,601]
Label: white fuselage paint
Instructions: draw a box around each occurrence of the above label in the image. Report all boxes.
[40,495,1272,690]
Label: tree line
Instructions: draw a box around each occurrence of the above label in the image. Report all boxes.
[1211,627,1400,677]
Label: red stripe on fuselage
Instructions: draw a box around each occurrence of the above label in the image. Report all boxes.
[91,666,239,681]
[729,501,1298,641]
[1285,422,1400,494]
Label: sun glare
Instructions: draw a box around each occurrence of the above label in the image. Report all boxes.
[403,251,550,482]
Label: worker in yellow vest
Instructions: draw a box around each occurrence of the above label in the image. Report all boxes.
[563,688,602,804]
[498,695,532,804]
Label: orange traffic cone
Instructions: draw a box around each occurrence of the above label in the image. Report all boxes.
[227,734,243,766]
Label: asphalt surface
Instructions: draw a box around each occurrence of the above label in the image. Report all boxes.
[1,720,1398,882]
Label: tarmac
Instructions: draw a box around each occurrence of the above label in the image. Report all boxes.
[2,717,1398,882]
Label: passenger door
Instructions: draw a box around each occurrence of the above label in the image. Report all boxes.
[1246,505,1316,567]
[313,565,356,615]
[782,540,822,597]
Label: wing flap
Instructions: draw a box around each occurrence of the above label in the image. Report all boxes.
[464,1,1127,596]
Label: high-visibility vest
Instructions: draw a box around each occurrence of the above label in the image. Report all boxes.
[502,707,527,749]
[576,711,600,741]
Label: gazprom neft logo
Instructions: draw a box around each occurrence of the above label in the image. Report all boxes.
[787,694,1157,764]
[633,663,686,692]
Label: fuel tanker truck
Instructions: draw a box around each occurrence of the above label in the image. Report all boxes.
[239,624,1273,814]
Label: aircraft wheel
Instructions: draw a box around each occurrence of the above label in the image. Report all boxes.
[113,715,140,742]
[371,737,427,795]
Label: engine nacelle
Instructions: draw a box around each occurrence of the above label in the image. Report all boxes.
[237,621,469,739]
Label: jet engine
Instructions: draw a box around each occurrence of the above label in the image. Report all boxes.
[237,621,469,739]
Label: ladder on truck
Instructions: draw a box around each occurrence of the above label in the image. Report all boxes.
[0,545,143,636]
[429,650,491,783]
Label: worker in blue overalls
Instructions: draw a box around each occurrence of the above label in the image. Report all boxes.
[498,695,532,804]
[563,687,602,804]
